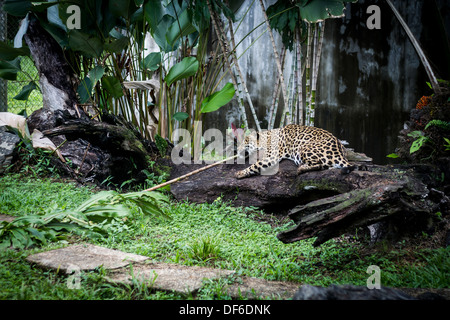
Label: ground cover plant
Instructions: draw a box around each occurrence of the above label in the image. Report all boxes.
[0,173,448,300]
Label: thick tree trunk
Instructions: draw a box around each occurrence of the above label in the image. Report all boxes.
[24,15,88,131]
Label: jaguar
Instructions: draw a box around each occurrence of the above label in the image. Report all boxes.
[235,124,353,179]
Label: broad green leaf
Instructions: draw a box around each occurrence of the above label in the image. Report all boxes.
[47,2,66,31]
[0,58,21,80]
[166,9,197,48]
[407,130,425,139]
[144,0,165,31]
[4,0,55,16]
[26,227,47,244]
[173,112,189,121]
[143,52,161,71]
[190,0,210,32]
[386,153,399,159]
[13,81,37,100]
[165,57,199,86]
[144,0,182,51]
[104,37,130,53]
[83,204,130,221]
[11,228,28,246]
[77,77,93,103]
[408,132,429,154]
[152,15,176,52]
[298,0,355,23]
[68,30,103,58]
[200,82,235,113]
[3,0,32,16]
[102,76,124,98]
[410,139,424,154]
[108,0,132,18]
[77,66,105,103]
[88,66,106,85]
[39,18,70,47]
[0,41,30,60]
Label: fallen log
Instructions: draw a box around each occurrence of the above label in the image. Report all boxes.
[277,180,431,246]
[166,157,449,246]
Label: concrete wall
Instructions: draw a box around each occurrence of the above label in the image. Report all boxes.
[202,0,449,164]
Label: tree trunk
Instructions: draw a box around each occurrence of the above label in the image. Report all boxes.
[24,15,87,131]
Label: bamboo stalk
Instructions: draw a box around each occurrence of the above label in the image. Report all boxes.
[287,57,295,124]
[308,22,325,127]
[206,0,249,130]
[258,0,290,127]
[292,35,299,124]
[309,23,319,126]
[386,0,441,94]
[143,155,238,192]
[314,22,325,86]
[295,27,303,125]
[267,46,285,129]
[305,23,313,126]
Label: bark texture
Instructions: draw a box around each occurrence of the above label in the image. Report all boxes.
[168,157,449,246]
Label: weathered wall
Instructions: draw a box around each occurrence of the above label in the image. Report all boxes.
[203,0,449,164]
[317,0,423,164]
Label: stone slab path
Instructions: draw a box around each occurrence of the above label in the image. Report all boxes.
[3,214,449,300]
[26,244,149,272]
[0,214,16,223]
[26,243,299,299]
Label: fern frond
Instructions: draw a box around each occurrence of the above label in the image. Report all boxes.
[425,120,450,131]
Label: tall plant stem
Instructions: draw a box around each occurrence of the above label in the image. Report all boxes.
[308,23,320,126]
[386,0,441,94]
[312,22,325,89]
[308,22,325,127]
[227,14,261,131]
[295,27,303,125]
[258,0,290,127]
[206,0,249,130]
[305,23,313,126]
[268,46,286,129]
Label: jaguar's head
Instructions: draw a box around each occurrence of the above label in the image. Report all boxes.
[237,132,259,160]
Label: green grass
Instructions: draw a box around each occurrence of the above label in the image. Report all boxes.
[0,175,94,216]
[0,173,449,299]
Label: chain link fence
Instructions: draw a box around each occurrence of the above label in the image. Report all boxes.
[1,4,43,115]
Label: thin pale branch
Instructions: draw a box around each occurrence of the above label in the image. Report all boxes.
[386,0,441,94]
[144,155,238,192]
[258,0,290,127]
[227,15,262,131]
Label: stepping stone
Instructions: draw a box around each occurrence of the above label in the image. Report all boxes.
[0,214,16,223]
[26,243,299,298]
[107,262,234,295]
[26,244,149,273]
[224,277,299,299]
